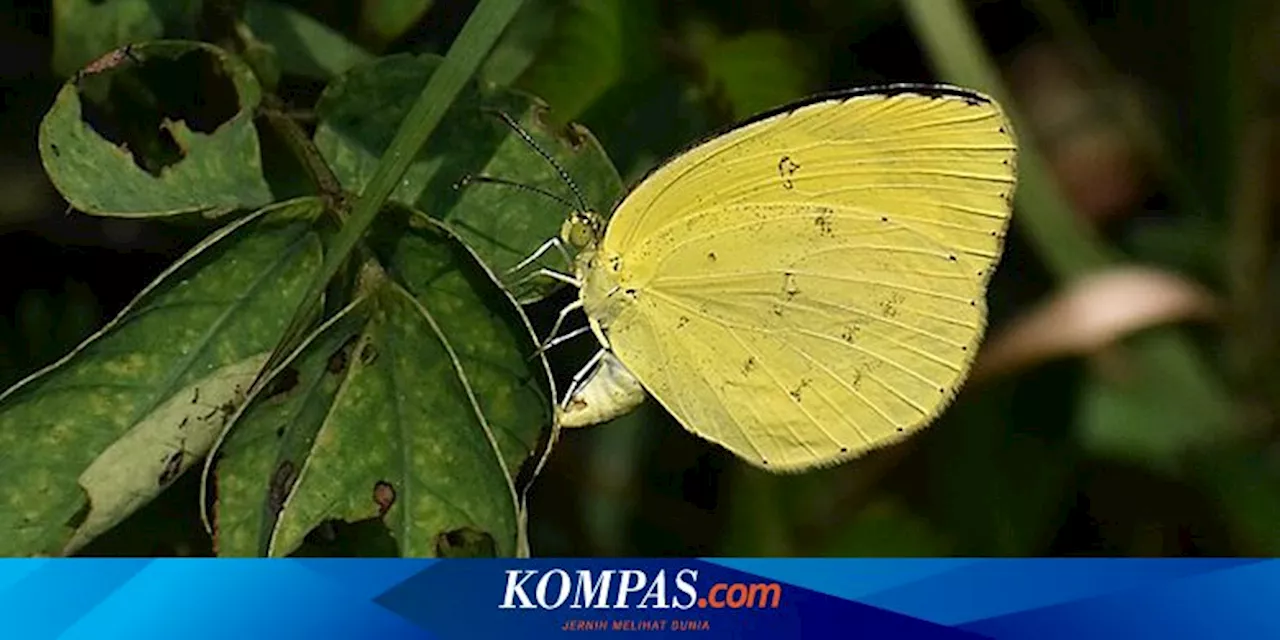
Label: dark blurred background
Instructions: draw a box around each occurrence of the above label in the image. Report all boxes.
[3,0,1278,556]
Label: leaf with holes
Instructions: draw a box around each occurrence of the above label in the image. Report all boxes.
[213,297,373,557]
[39,40,274,218]
[214,212,551,557]
[0,197,324,556]
[314,53,623,302]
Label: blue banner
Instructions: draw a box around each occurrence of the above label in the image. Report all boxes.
[0,558,1276,639]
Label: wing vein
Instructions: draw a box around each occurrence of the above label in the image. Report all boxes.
[726,327,832,460]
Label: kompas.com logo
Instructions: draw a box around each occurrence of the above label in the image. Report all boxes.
[498,569,782,610]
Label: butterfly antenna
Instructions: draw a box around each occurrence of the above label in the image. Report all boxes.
[481,108,590,213]
[454,174,577,211]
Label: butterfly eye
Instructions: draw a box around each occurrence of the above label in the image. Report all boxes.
[564,212,600,249]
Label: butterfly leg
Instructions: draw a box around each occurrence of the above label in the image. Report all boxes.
[509,267,580,289]
[533,325,594,359]
[560,349,607,409]
[541,298,583,344]
[507,237,573,275]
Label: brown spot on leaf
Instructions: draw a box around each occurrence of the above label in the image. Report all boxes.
[328,335,360,374]
[434,527,497,558]
[157,449,184,486]
[268,460,297,516]
[373,481,396,516]
[359,343,379,366]
[264,366,300,402]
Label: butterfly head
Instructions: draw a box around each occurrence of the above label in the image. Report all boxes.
[559,210,605,252]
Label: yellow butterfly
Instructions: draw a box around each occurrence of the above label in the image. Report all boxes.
[508,85,1017,473]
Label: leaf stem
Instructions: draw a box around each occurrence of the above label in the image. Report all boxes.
[257,0,527,385]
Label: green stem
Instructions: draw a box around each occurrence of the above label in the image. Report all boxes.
[256,0,527,385]
[259,93,347,207]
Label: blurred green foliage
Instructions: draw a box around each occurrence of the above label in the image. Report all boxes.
[1,0,1278,556]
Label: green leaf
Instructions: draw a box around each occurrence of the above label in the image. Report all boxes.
[692,29,817,121]
[514,0,659,126]
[313,53,623,302]
[478,0,559,86]
[0,197,325,556]
[370,208,553,476]
[245,0,375,80]
[214,210,550,557]
[39,41,274,218]
[1077,330,1239,473]
[360,0,434,49]
[213,297,372,557]
[51,0,201,78]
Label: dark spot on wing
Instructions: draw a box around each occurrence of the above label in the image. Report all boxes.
[879,293,904,318]
[840,325,860,343]
[777,155,800,190]
[783,272,799,299]
[814,211,834,236]
[707,251,717,262]
[742,357,756,375]
[676,316,690,329]
[788,378,811,403]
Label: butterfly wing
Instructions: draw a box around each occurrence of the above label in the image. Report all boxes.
[592,86,1017,472]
